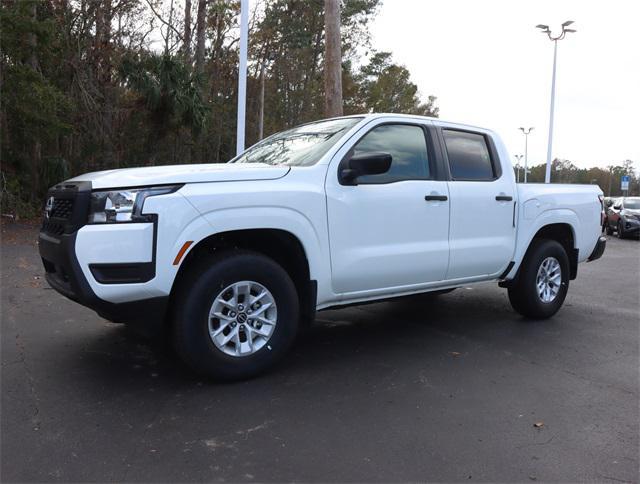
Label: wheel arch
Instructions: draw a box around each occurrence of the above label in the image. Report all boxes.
[504,216,579,285]
[530,223,578,279]
[170,228,318,327]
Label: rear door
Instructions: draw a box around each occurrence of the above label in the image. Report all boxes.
[439,127,516,279]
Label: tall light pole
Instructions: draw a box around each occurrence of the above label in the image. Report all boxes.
[236,0,249,156]
[536,21,576,184]
[514,154,523,183]
[519,127,534,183]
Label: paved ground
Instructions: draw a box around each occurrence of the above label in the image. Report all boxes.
[2,222,639,483]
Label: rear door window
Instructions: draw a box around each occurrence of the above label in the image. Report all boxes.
[443,130,496,181]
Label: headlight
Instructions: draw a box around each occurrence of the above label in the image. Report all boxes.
[88,185,180,223]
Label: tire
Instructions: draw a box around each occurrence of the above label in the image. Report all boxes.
[507,239,569,319]
[605,222,614,236]
[617,221,626,239]
[173,250,299,380]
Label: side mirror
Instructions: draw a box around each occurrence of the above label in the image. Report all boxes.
[339,152,392,185]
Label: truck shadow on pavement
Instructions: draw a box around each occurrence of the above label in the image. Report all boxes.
[67,287,559,394]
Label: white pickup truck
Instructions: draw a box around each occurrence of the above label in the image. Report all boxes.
[39,114,606,379]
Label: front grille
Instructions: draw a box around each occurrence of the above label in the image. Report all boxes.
[40,182,91,237]
[50,198,74,220]
[41,196,75,236]
[41,220,66,236]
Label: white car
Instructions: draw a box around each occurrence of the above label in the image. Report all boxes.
[39,114,606,379]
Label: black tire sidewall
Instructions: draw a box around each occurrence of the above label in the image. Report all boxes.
[174,251,299,380]
[509,239,570,319]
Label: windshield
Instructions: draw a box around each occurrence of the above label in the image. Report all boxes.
[231,117,362,167]
[624,198,640,209]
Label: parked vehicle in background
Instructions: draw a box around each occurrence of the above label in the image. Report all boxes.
[38,114,606,379]
[605,197,640,238]
[602,197,614,232]
[605,198,621,235]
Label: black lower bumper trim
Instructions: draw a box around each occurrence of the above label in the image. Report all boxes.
[89,262,155,284]
[39,231,167,326]
[588,236,607,262]
[93,296,169,325]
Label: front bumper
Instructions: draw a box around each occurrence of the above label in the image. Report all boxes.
[40,230,168,325]
[38,183,168,327]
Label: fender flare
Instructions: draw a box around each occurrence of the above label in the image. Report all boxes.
[504,208,579,281]
[168,206,331,298]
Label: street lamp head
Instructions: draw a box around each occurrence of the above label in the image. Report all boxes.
[537,22,576,41]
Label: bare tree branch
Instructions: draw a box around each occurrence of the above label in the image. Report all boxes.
[143,0,183,44]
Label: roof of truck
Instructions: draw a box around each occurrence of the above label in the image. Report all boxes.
[331,113,493,134]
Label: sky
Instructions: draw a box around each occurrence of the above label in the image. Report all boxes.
[368,0,640,170]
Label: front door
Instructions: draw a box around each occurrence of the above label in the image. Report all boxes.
[326,121,450,295]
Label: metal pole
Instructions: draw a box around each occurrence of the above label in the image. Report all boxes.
[524,133,529,183]
[545,40,558,184]
[514,155,523,183]
[258,60,265,141]
[236,0,248,156]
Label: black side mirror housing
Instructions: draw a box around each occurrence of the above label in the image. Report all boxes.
[339,152,392,185]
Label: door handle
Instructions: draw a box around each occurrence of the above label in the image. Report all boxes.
[495,195,513,202]
[425,195,448,201]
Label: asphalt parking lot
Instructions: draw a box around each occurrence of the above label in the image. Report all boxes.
[2,222,638,483]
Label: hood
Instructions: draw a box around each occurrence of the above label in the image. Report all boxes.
[623,208,640,216]
[68,162,290,190]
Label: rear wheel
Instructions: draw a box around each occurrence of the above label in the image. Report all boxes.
[507,239,569,319]
[173,250,299,380]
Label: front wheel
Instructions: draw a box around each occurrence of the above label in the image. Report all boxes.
[173,250,299,380]
[617,221,626,239]
[507,239,569,319]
